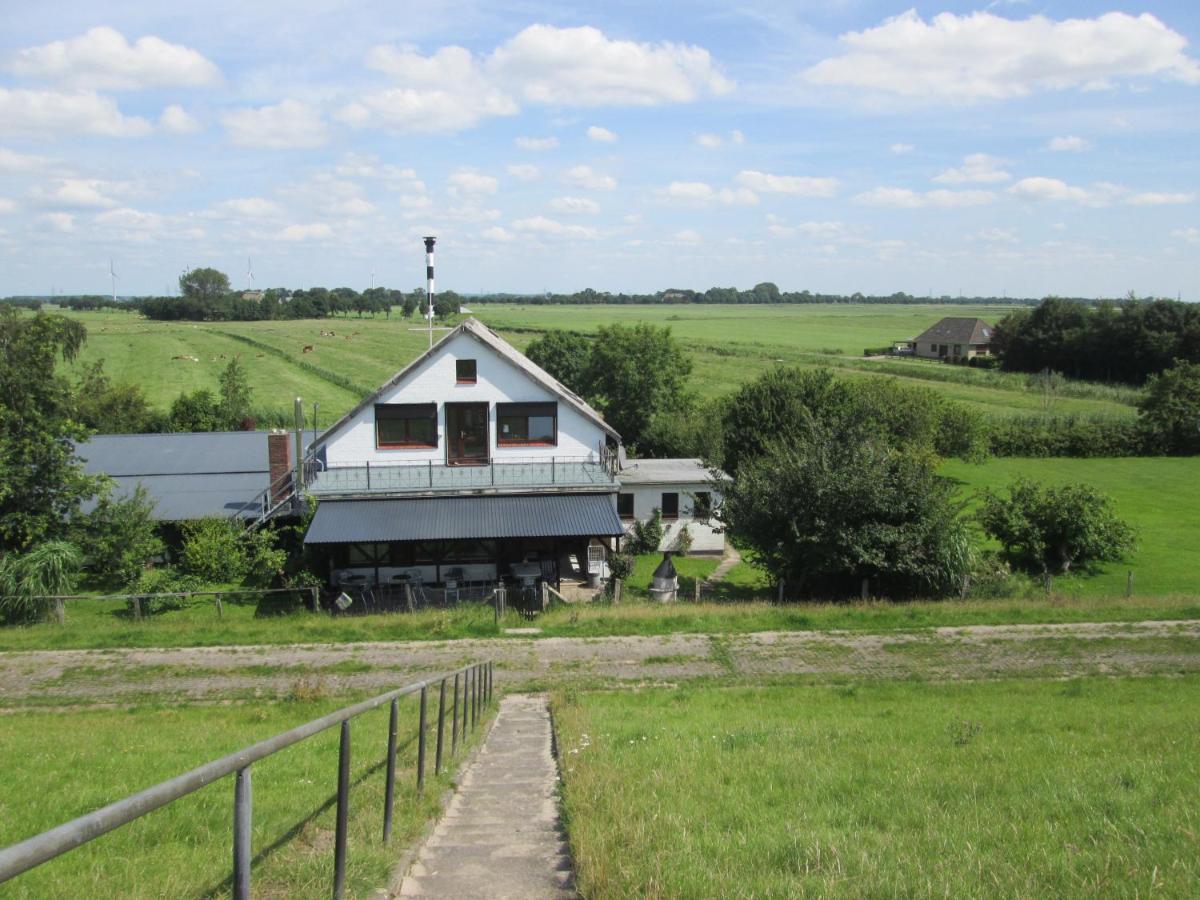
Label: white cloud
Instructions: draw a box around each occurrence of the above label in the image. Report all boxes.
[0,198,15,215]
[796,221,847,238]
[656,181,715,202]
[0,147,49,172]
[564,164,617,191]
[1008,177,1098,204]
[972,227,1019,244]
[718,187,758,206]
[277,223,333,241]
[550,196,600,215]
[159,104,200,134]
[735,170,839,197]
[489,24,733,106]
[448,170,499,195]
[223,100,328,148]
[1047,135,1092,152]
[517,136,558,151]
[39,212,74,232]
[511,215,598,239]
[343,25,729,135]
[10,26,220,91]
[696,132,723,148]
[212,197,284,219]
[506,164,540,181]
[0,88,152,137]
[730,129,745,145]
[94,207,165,241]
[854,186,996,208]
[802,11,1200,101]
[31,178,122,208]
[587,125,617,143]
[1171,227,1200,244]
[482,226,514,242]
[674,228,703,243]
[890,142,915,154]
[1126,191,1194,206]
[933,153,1011,184]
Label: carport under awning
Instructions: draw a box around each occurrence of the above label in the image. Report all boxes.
[303,493,624,544]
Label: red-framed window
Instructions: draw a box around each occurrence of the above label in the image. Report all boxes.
[375,403,437,449]
[497,402,557,446]
[456,359,477,384]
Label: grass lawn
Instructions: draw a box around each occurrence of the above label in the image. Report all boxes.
[0,688,492,898]
[943,456,1200,598]
[554,677,1200,898]
[51,306,1137,422]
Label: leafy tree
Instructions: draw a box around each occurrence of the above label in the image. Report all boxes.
[180,518,249,582]
[73,485,163,586]
[168,389,222,432]
[178,267,231,307]
[525,330,592,395]
[0,540,83,622]
[1137,360,1200,455]
[0,308,103,552]
[583,324,692,450]
[719,427,972,599]
[217,357,254,429]
[73,360,158,433]
[627,509,664,555]
[979,479,1135,575]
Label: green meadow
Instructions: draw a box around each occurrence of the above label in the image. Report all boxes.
[554,676,1200,899]
[0,692,494,899]
[52,305,1138,423]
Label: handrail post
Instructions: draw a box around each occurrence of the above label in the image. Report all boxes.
[233,766,251,900]
[488,661,494,705]
[435,679,447,774]
[417,685,428,794]
[333,720,351,899]
[452,673,460,755]
[383,698,398,843]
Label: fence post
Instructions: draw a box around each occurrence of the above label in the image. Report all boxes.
[132,596,142,620]
[417,685,428,794]
[52,597,65,626]
[435,679,446,774]
[310,586,319,613]
[861,578,869,601]
[383,698,398,843]
[613,578,622,605]
[333,720,351,899]
[488,661,494,705]
[693,580,700,604]
[473,665,480,725]
[215,595,223,619]
[233,766,252,900]
[452,672,460,755]
[776,580,784,603]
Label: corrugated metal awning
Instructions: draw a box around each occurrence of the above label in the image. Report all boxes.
[304,493,623,544]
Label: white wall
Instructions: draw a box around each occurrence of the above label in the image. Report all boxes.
[618,482,725,554]
[322,331,608,466]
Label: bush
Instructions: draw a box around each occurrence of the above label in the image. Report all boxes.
[979,479,1135,575]
[129,567,205,615]
[627,510,664,555]
[73,484,163,586]
[0,540,83,623]
[607,553,634,589]
[180,518,248,582]
[988,416,1145,458]
[1138,360,1200,455]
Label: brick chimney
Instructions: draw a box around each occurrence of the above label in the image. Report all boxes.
[267,430,293,503]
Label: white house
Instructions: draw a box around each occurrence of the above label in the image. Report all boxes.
[617,458,725,554]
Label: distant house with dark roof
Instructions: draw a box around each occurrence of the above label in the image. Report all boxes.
[904,317,994,361]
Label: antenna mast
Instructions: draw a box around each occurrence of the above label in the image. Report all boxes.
[423,236,436,349]
[109,259,117,303]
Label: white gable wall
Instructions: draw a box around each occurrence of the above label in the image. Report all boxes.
[322,332,607,466]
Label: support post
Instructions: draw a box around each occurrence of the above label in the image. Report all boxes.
[333,720,351,899]
[383,698,398,843]
[452,672,460,755]
[53,597,65,626]
[613,578,622,605]
[861,578,869,601]
[133,596,142,620]
[417,685,427,794]
[233,766,252,900]
[435,679,446,774]
[473,665,480,724]
[777,580,784,603]
[215,595,223,619]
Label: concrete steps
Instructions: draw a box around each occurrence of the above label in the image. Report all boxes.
[395,694,575,899]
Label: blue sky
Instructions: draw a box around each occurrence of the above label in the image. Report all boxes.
[1,1,1198,298]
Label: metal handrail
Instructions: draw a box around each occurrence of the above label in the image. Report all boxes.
[0,660,495,899]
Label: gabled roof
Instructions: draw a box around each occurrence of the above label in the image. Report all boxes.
[313,317,620,448]
[913,317,993,345]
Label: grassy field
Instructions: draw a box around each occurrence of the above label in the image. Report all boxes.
[554,677,1200,898]
[944,456,1200,598]
[50,306,1138,423]
[0,689,493,899]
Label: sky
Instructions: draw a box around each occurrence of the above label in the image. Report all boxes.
[1,1,1198,299]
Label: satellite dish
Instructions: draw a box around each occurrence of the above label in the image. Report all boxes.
[335,592,353,611]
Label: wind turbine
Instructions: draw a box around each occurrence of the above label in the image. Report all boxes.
[109,259,118,303]
[246,257,254,291]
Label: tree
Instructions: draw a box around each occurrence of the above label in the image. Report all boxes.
[178,268,231,309]
[979,479,1135,575]
[72,484,163,585]
[169,389,222,432]
[719,426,972,599]
[73,360,157,433]
[1137,360,1200,455]
[0,308,103,552]
[524,330,592,395]
[217,357,254,429]
[583,324,692,450]
[180,518,249,582]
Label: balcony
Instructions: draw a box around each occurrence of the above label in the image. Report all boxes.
[306,455,617,496]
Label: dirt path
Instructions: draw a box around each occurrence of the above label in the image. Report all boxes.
[701,544,741,585]
[2,619,1198,707]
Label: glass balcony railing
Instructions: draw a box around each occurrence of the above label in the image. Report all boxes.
[306,456,616,495]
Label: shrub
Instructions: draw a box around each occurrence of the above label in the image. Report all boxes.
[1137,360,1200,455]
[987,416,1145,458]
[627,510,664,555]
[0,540,83,623]
[73,484,163,586]
[180,518,248,582]
[979,479,1135,575]
[129,567,205,615]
